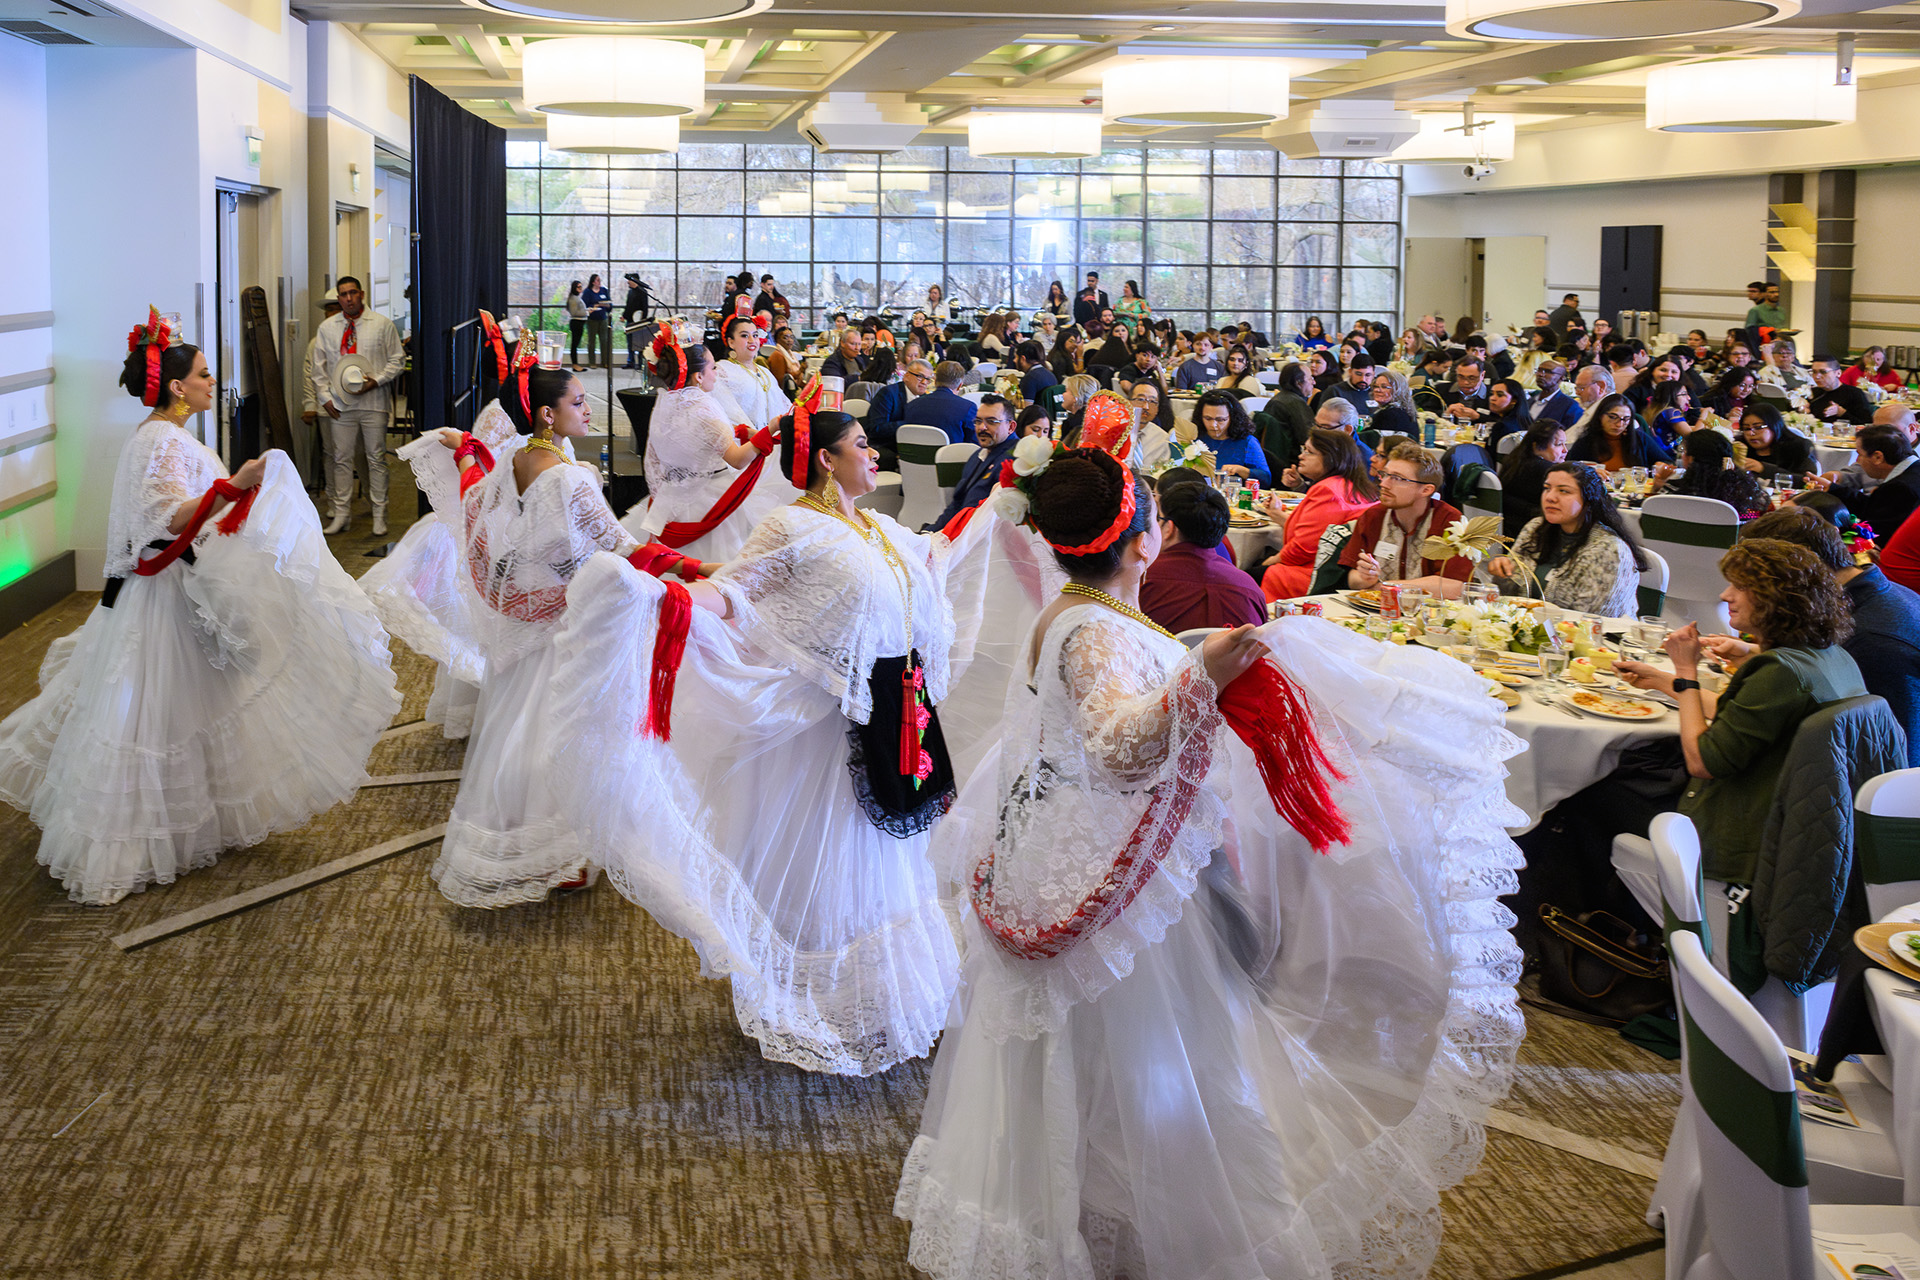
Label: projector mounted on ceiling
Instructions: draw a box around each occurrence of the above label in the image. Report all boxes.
[799,93,929,154]
[1261,100,1417,159]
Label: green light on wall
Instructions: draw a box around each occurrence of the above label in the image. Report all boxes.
[0,545,36,592]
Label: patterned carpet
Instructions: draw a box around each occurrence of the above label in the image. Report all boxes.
[0,511,1679,1279]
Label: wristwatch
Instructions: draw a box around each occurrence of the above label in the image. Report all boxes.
[1671,678,1701,692]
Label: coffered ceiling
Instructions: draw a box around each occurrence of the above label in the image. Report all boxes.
[292,0,1920,142]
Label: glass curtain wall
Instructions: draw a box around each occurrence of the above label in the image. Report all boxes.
[507,141,1401,338]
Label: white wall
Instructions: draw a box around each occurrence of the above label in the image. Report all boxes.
[0,33,58,588]
[1851,166,1920,350]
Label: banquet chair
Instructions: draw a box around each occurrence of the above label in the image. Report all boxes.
[855,474,903,520]
[971,363,998,381]
[1496,433,1522,456]
[1241,395,1271,414]
[1256,370,1280,388]
[1755,382,1791,405]
[843,398,871,422]
[1464,470,1502,519]
[845,381,880,403]
[1176,628,1222,650]
[896,426,953,531]
[963,390,987,405]
[1638,547,1671,619]
[1668,930,1920,1280]
[1039,383,1066,421]
[934,442,975,492]
[1855,768,1920,919]
[1639,494,1739,633]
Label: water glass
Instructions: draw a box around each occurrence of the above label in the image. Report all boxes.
[1365,615,1394,644]
[1464,582,1499,610]
[1539,648,1568,684]
[1444,643,1476,666]
[1397,587,1427,623]
[1628,467,1648,495]
[1634,617,1668,656]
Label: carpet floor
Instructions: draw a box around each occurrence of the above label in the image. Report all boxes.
[0,513,1679,1278]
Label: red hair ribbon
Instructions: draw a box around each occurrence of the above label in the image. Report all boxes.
[1046,470,1137,556]
[650,327,688,390]
[479,310,509,382]
[753,315,771,333]
[509,336,539,420]
[125,306,174,407]
[789,377,824,492]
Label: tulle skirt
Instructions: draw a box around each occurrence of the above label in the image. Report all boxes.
[546,554,960,1075]
[357,510,485,739]
[619,465,797,565]
[430,634,588,907]
[896,619,1529,1280]
[0,455,399,905]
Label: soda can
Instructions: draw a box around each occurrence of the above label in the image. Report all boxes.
[1379,582,1402,620]
[1298,600,1324,617]
[1270,600,1300,617]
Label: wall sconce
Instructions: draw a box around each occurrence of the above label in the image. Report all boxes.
[245,126,263,168]
[349,163,361,194]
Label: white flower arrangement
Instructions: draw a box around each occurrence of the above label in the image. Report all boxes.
[1388,359,1414,377]
[1427,515,1498,566]
[1149,437,1217,479]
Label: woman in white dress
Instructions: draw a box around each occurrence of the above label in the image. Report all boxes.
[547,389,1046,1075]
[0,311,400,904]
[710,314,791,433]
[621,334,796,564]
[419,351,730,908]
[894,445,1528,1279]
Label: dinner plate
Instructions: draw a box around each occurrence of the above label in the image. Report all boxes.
[1342,589,1385,612]
[1856,922,1920,984]
[1476,667,1532,687]
[1562,687,1669,720]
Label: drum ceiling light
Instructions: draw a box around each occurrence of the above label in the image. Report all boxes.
[544,113,679,154]
[1645,58,1856,131]
[1101,58,1291,127]
[966,111,1103,160]
[523,37,703,117]
[1446,0,1796,40]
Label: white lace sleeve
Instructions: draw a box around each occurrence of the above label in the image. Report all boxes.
[1061,613,1216,784]
[648,389,739,484]
[565,466,641,558]
[135,430,208,549]
[471,401,519,450]
[397,434,469,520]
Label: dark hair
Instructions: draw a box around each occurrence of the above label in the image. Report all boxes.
[1489,377,1525,410]
[778,408,861,489]
[1672,429,1770,515]
[1303,316,1326,338]
[1155,466,1206,496]
[1603,343,1634,368]
[1028,449,1153,580]
[977,392,1011,417]
[568,280,582,295]
[1742,507,1853,573]
[1047,280,1066,304]
[1464,335,1488,353]
[865,345,899,386]
[1738,400,1784,443]
[1160,481,1231,548]
[1683,428,1735,469]
[336,275,363,293]
[1195,390,1254,440]
[1303,427,1377,501]
[1124,279,1142,300]
[1860,424,1915,465]
[1648,380,1692,415]
[1720,540,1854,649]
[1277,361,1312,398]
[1714,364,1757,398]
[1567,394,1664,468]
[1498,419,1565,487]
[1133,341,1160,360]
[500,366,579,435]
[650,340,712,389]
[1225,344,1251,373]
[1518,462,1648,572]
[722,315,759,344]
[120,342,202,412]
[1792,489,1855,528]
[1016,340,1044,365]
[1348,351,1375,372]
[1016,403,1051,436]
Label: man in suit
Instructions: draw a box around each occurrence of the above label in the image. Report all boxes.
[1014,341,1057,404]
[1823,425,1920,546]
[865,359,935,470]
[1441,357,1491,426]
[1073,271,1110,327]
[901,360,977,444]
[928,395,1017,531]
[820,329,866,385]
[1527,361,1582,430]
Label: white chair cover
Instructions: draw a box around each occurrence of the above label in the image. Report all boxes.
[1856,768,1920,919]
[1240,395,1271,414]
[895,425,951,532]
[1639,493,1739,634]
[855,473,904,520]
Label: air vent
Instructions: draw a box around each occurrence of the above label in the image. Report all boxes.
[0,19,89,43]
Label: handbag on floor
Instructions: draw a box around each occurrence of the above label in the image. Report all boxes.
[1532,903,1671,1027]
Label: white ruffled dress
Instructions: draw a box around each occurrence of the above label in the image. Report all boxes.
[409,436,646,908]
[359,401,526,738]
[620,385,798,564]
[894,608,1528,1280]
[0,425,399,905]
[711,358,792,434]
[547,504,1050,1075]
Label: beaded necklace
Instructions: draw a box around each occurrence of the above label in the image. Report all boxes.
[1060,582,1174,640]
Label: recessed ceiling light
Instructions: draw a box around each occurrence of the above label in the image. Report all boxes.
[1148,23,1178,30]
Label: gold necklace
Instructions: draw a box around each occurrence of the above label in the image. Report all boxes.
[1060,582,1174,640]
[524,434,569,462]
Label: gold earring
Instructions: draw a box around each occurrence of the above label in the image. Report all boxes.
[536,413,554,442]
[822,474,842,508]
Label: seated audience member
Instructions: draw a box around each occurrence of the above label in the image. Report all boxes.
[1257,362,1317,473]
[1649,427,1772,517]
[1088,321,1133,369]
[1366,370,1421,443]
[1809,354,1876,428]
[900,360,977,444]
[1483,463,1646,616]
[1821,403,1917,492]
[1526,361,1582,431]
[1708,364,1759,421]
[1173,335,1225,391]
[1439,357,1490,425]
[1736,402,1814,482]
[1049,328,1088,380]
[1566,393,1673,471]
[1139,482,1269,633]
[1294,316,1333,351]
[1130,378,1175,439]
[1216,344,1264,396]
[1760,338,1810,391]
[1258,428,1378,601]
[1646,380,1698,450]
[1409,348,1452,389]
[1735,506,1920,767]
[1482,378,1530,453]
[1843,345,1905,392]
[1625,354,1682,417]
[1015,403,1052,439]
[1014,340,1057,404]
[1567,365,1616,439]
[1338,443,1474,592]
[1614,540,1866,895]
[1194,391,1271,485]
[820,329,866,384]
[864,358,935,467]
[1498,421,1569,539]
[1314,352,1375,418]
[1820,424,1920,545]
[1117,341,1170,402]
[927,394,1016,531]
[1056,373,1099,446]
[1281,398,1374,492]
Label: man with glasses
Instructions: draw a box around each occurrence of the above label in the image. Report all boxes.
[1337,443,1475,590]
[310,275,404,537]
[1809,354,1873,426]
[1528,361,1581,430]
[928,395,1019,531]
[866,359,936,469]
[1441,357,1489,425]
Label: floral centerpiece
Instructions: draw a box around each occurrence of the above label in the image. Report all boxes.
[1785,410,1821,437]
[1420,515,1546,597]
[1436,600,1552,654]
[1387,359,1415,377]
[1150,437,1217,480]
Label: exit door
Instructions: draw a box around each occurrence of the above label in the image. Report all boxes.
[215,186,264,465]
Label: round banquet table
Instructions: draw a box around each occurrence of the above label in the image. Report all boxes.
[1865,899,1920,1203]
[1226,517,1284,570]
[1817,442,1859,474]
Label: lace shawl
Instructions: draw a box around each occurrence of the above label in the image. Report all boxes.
[460,453,641,670]
[717,504,958,724]
[711,360,792,433]
[104,421,225,579]
[645,387,740,491]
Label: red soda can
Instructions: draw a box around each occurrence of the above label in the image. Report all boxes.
[1379,582,1402,619]
[1298,600,1324,617]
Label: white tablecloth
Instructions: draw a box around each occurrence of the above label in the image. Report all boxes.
[1866,915,1920,1204]
[1818,444,1859,474]
[1226,519,1283,570]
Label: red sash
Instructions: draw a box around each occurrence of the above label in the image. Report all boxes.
[657,454,767,549]
[135,479,257,578]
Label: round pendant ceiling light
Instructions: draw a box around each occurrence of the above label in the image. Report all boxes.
[461,0,770,24]
[1645,58,1856,131]
[545,113,679,154]
[1445,0,1796,40]
[523,37,703,117]
[1100,58,1291,127]
[967,111,1103,159]
[1386,113,1516,164]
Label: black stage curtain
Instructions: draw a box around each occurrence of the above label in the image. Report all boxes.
[410,76,506,435]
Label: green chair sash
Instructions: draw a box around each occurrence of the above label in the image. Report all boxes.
[935,460,968,487]
[1857,810,1920,886]
[1683,1008,1807,1188]
[897,440,944,466]
[1640,513,1738,550]
[1637,584,1668,618]
[1662,857,1709,958]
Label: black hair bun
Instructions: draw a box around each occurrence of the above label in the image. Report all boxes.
[1029,449,1128,547]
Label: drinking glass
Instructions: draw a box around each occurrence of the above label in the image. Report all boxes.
[1397,587,1427,623]
[1634,617,1668,657]
[1444,643,1476,666]
[1365,615,1394,644]
[1539,648,1568,685]
[1628,467,1648,495]
[1464,582,1499,610]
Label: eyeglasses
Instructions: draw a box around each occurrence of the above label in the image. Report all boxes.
[1379,472,1429,488]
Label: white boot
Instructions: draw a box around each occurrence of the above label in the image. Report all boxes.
[323,511,350,536]
[372,513,388,537]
